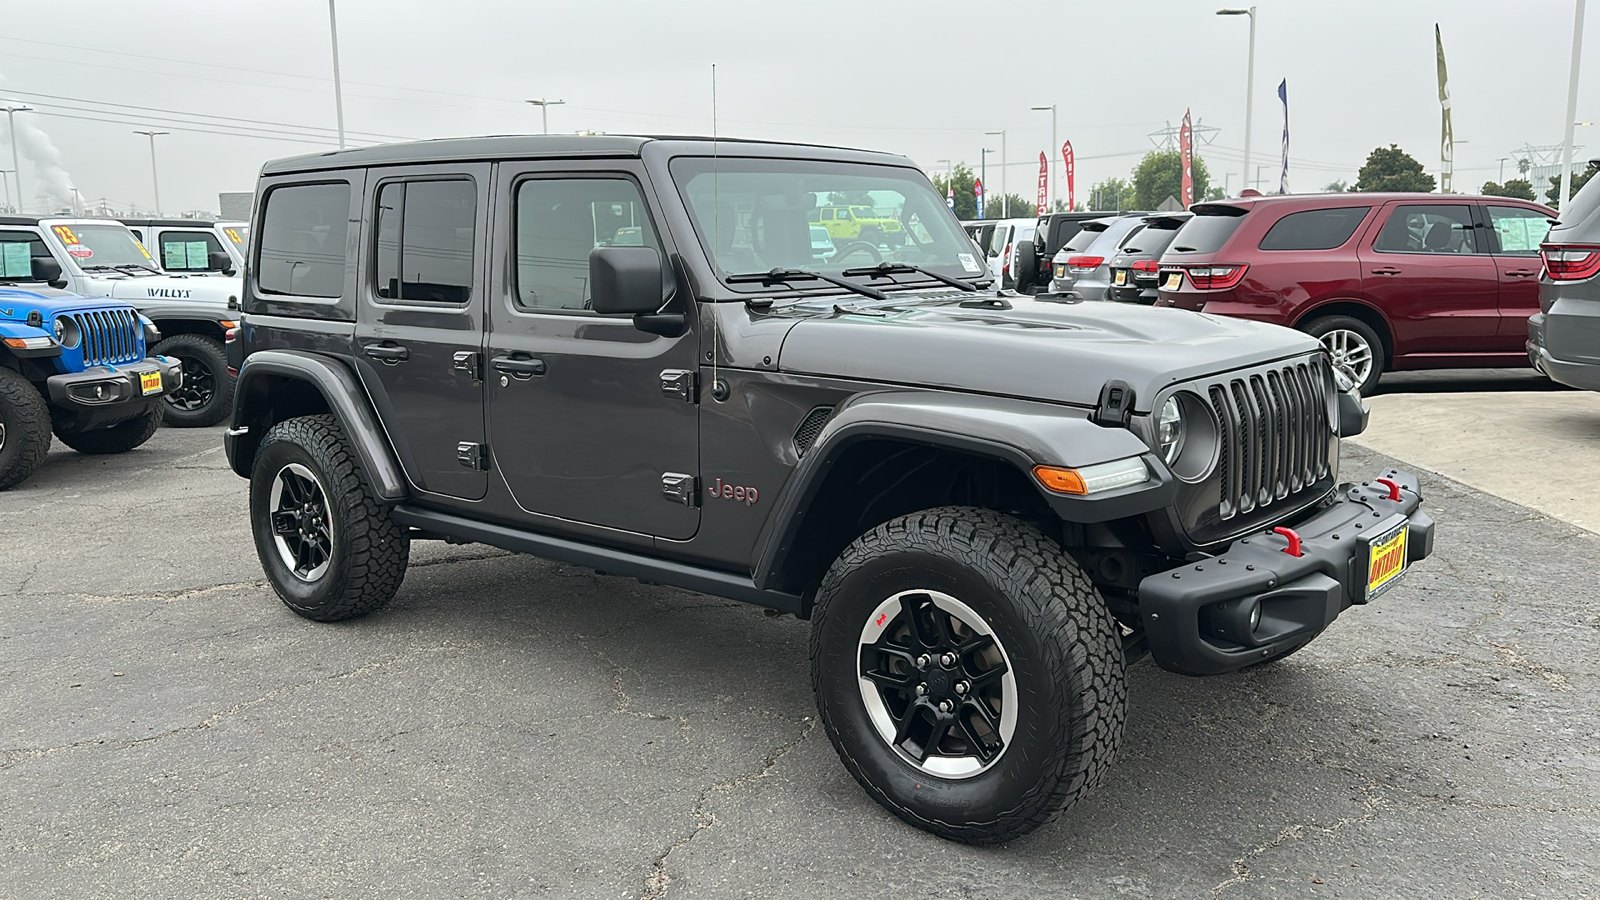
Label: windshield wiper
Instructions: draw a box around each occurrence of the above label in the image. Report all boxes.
[726,267,886,301]
[841,262,978,292]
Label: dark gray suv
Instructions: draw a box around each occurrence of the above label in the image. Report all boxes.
[225,135,1433,844]
[1529,164,1600,391]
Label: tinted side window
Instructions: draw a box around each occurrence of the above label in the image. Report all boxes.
[0,229,49,278]
[1485,205,1553,255]
[1257,207,1371,251]
[372,179,475,304]
[1374,204,1478,254]
[258,183,352,298]
[515,177,660,311]
[158,230,225,271]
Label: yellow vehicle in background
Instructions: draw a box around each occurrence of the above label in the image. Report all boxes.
[809,205,903,243]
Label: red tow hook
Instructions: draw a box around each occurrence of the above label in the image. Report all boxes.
[1272,526,1304,557]
[1375,478,1402,501]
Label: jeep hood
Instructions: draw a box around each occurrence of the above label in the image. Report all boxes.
[0,285,132,320]
[98,274,241,308]
[776,294,1320,412]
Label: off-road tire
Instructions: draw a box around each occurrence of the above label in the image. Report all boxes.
[250,414,409,621]
[154,334,234,427]
[810,506,1126,844]
[1302,315,1384,396]
[0,367,52,490]
[54,406,161,455]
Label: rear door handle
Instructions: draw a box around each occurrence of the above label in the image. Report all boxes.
[1369,267,1402,276]
[1507,269,1538,277]
[492,355,546,379]
[363,342,409,364]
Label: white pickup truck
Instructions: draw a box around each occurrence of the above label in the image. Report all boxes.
[0,216,241,426]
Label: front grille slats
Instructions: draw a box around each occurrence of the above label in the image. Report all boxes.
[1203,357,1334,524]
[70,309,141,367]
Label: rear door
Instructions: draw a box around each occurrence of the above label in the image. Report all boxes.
[1356,202,1499,357]
[1482,203,1555,349]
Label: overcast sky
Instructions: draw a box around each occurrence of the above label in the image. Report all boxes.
[1,0,1594,215]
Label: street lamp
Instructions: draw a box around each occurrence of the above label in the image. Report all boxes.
[326,0,346,149]
[527,99,566,135]
[1560,0,1588,209]
[985,130,1008,216]
[134,130,168,215]
[2,104,33,213]
[1032,105,1057,211]
[1217,7,1257,197]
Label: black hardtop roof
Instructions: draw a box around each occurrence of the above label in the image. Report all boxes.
[261,134,911,175]
[118,217,218,227]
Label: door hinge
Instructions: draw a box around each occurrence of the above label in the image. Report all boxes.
[660,369,697,403]
[453,351,482,384]
[661,472,699,507]
[457,442,488,471]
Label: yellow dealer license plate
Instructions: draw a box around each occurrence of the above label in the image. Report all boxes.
[1163,271,1182,290]
[1365,517,1410,600]
[140,371,163,396]
[1114,269,1127,286]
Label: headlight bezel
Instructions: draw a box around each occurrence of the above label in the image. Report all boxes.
[53,315,81,349]
[1153,390,1220,483]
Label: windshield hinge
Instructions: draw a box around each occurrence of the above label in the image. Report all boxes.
[660,369,697,403]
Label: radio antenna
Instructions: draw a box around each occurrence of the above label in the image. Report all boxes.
[710,63,719,391]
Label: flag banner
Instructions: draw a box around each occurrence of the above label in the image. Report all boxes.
[1278,79,1290,194]
[1179,109,1194,208]
[975,177,984,219]
[1062,141,1076,210]
[1036,152,1049,215]
[1436,24,1453,193]
[946,181,955,210]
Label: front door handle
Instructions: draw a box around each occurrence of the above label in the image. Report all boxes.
[1369,267,1402,276]
[1506,269,1538,277]
[492,355,547,380]
[363,342,410,364]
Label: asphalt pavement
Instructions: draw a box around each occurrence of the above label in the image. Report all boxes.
[2,384,1597,899]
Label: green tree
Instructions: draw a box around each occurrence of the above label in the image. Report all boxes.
[1088,177,1131,211]
[1130,150,1212,210]
[980,192,1034,218]
[1481,179,1536,201]
[827,190,874,206]
[1545,163,1599,208]
[1352,145,1436,193]
[1323,179,1350,192]
[931,164,977,219]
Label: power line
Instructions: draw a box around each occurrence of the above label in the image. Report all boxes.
[1,89,418,142]
[25,110,370,147]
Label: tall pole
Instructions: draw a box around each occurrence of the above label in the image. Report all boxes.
[4,105,31,214]
[327,0,347,150]
[134,130,168,215]
[1033,105,1057,211]
[527,99,566,135]
[987,130,1008,217]
[1560,0,1587,210]
[1217,8,1257,193]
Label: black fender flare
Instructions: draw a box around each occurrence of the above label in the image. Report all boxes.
[225,349,407,502]
[750,390,1175,591]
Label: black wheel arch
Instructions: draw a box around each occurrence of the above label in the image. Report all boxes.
[227,350,407,502]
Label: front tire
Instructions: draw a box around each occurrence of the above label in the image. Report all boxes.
[249,414,409,621]
[810,507,1126,844]
[54,406,161,454]
[0,367,52,490]
[154,334,234,427]
[1303,315,1384,395]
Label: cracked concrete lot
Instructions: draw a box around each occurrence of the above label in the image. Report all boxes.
[2,416,1598,899]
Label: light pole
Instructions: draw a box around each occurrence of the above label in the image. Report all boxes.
[985,130,1008,216]
[134,130,168,215]
[981,147,996,218]
[1217,7,1257,197]
[3,104,32,213]
[326,0,346,149]
[1561,0,1588,209]
[1031,105,1057,211]
[527,99,566,135]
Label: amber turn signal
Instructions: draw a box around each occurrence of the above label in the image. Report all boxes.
[1032,465,1087,495]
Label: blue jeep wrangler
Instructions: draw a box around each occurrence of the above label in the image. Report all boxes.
[0,282,182,489]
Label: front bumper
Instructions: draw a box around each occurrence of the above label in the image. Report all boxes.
[46,357,182,412]
[1137,469,1434,675]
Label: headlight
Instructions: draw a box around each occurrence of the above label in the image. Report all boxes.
[54,316,81,349]
[1157,396,1184,464]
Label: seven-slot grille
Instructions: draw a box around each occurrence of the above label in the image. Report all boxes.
[1204,357,1334,521]
[70,309,142,366]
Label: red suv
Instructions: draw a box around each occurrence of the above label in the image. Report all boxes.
[1154,193,1555,393]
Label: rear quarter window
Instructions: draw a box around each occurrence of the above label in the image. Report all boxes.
[1166,206,1248,255]
[1257,207,1371,251]
[257,182,352,298]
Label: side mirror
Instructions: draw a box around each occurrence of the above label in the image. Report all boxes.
[589,246,665,315]
[31,255,66,289]
[208,250,237,277]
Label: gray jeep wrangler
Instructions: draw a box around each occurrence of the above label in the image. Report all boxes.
[225,136,1434,843]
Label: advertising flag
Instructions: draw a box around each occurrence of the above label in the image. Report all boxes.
[1179,109,1194,208]
[1062,141,1076,210]
[1436,24,1453,193]
[1278,79,1290,194]
[946,181,955,210]
[975,177,984,219]
[1036,152,1049,214]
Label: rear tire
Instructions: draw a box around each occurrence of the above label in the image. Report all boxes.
[810,507,1126,844]
[250,414,409,621]
[0,367,52,490]
[1302,315,1384,396]
[54,406,161,455]
[154,334,233,427]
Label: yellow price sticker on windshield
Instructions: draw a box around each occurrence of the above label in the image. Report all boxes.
[52,225,80,244]
[224,228,244,245]
[135,240,153,259]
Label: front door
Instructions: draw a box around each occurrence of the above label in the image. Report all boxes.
[1357,202,1499,357]
[352,164,490,500]
[486,163,700,540]
[1483,203,1556,350]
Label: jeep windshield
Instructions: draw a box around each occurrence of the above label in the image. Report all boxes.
[51,223,159,273]
[671,156,988,291]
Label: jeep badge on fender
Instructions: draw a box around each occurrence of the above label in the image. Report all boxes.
[224,134,1434,845]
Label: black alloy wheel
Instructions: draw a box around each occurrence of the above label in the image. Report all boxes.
[269,462,335,582]
[152,334,234,427]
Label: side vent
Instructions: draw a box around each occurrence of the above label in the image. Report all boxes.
[792,406,835,458]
